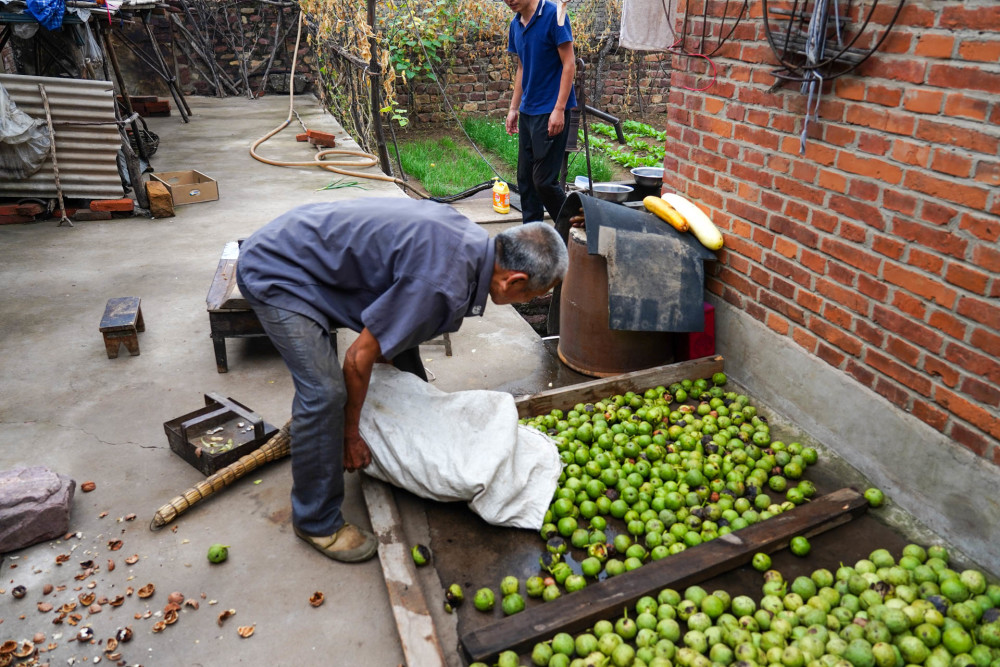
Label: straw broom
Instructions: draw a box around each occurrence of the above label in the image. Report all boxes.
[150,419,291,530]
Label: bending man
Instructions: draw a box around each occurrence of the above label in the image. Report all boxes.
[236,199,568,562]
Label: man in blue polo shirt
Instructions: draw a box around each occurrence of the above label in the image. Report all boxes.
[505,0,577,224]
[236,198,568,562]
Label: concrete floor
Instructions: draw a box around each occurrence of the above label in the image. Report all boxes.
[2,94,992,667]
[0,95,555,666]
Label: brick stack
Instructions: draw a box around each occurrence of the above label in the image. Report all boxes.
[0,202,45,225]
[663,1,1000,463]
[0,199,136,224]
[119,95,171,117]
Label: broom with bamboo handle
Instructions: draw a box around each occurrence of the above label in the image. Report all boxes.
[150,419,292,530]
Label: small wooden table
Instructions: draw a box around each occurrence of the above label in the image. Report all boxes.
[206,241,267,373]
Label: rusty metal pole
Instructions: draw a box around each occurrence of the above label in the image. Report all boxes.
[99,22,148,163]
[367,0,392,176]
[98,22,150,210]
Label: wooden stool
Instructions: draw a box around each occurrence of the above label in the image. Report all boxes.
[426,331,453,356]
[100,297,145,358]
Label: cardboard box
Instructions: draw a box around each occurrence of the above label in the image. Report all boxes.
[150,170,219,206]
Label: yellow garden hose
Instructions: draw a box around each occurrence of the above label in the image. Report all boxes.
[249,11,420,195]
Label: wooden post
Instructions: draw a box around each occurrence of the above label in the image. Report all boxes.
[367,0,392,175]
[99,24,147,162]
[37,84,73,227]
[140,9,192,120]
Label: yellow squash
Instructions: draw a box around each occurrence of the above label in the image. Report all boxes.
[661,193,724,250]
[643,196,689,232]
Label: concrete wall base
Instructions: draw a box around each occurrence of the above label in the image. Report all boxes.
[709,296,1000,577]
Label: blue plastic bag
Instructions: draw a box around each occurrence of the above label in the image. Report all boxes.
[27,0,66,31]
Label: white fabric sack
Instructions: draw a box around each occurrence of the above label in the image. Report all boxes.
[359,364,561,530]
[620,0,677,51]
[0,83,50,180]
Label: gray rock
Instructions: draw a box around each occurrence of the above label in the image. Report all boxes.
[0,466,75,554]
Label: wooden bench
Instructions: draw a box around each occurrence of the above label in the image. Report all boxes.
[100,297,145,358]
[206,241,268,373]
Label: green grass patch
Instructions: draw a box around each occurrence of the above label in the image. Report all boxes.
[391,117,617,197]
[463,117,615,183]
[563,149,615,183]
[389,137,499,198]
[462,117,520,171]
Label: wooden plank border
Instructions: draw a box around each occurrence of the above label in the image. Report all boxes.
[462,487,868,662]
[514,355,725,418]
[362,475,447,667]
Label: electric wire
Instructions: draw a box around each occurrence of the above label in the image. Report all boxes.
[657,0,730,92]
[761,0,906,81]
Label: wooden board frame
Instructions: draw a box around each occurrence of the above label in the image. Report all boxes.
[362,476,447,667]
[515,355,725,418]
[460,486,867,661]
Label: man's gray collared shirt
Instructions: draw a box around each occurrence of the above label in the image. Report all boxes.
[237,199,494,359]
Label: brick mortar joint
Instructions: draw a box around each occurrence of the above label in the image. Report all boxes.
[674,144,999,230]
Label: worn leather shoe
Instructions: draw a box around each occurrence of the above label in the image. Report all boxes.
[294,524,378,563]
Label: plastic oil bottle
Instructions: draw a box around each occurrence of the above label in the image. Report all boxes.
[492,179,510,214]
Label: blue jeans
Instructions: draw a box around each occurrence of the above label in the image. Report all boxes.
[242,297,349,536]
[238,282,426,536]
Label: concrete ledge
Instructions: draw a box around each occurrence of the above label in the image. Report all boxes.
[709,295,1000,576]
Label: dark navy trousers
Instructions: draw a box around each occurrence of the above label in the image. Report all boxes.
[517,110,570,223]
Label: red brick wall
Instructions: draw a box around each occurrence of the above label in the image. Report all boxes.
[664,1,1000,462]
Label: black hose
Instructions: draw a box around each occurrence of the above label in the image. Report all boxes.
[428,180,520,204]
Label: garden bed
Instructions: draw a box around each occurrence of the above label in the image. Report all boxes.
[389,113,670,198]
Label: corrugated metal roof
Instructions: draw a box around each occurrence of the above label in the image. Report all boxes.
[0,74,124,200]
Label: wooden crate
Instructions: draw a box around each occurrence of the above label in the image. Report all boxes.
[460,355,869,662]
[515,355,725,418]
[163,393,278,476]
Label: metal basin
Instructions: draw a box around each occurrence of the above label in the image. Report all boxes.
[631,166,665,188]
[591,183,633,202]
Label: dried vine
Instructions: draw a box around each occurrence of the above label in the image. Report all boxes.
[301,0,664,152]
[167,0,303,98]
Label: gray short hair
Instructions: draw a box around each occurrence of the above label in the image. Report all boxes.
[494,222,568,291]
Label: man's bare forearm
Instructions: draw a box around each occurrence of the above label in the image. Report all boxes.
[342,328,381,470]
[553,43,576,112]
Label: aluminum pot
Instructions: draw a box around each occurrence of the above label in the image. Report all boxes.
[591,183,633,202]
[631,166,665,188]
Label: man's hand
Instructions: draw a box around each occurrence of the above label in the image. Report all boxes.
[506,108,519,135]
[344,432,372,472]
[548,108,565,137]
